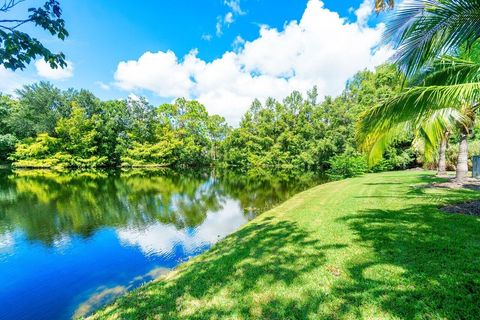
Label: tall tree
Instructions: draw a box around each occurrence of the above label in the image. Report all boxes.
[6,82,67,139]
[0,0,68,70]
[6,82,64,139]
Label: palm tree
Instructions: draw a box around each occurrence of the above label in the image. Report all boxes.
[454,102,477,179]
[358,56,480,180]
[375,0,480,179]
[436,131,449,176]
[417,113,453,176]
[358,107,462,176]
[370,0,480,180]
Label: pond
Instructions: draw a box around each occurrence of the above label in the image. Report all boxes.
[0,168,322,320]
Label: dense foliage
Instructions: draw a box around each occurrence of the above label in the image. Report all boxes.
[0,83,229,168]
[0,65,421,178]
[219,64,417,176]
[359,1,480,181]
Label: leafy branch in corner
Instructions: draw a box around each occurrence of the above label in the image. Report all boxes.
[0,0,68,70]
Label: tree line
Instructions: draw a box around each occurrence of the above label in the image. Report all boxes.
[0,65,418,176]
[219,64,418,177]
[2,64,478,179]
[0,83,229,168]
[7,0,480,181]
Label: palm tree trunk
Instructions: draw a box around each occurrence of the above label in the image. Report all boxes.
[437,135,447,176]
[455,129,469,181]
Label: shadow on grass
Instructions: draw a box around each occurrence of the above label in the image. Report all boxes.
[333,184,480,319]
[96,216,344,319]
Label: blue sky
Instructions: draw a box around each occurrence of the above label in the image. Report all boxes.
[2,0,390,124]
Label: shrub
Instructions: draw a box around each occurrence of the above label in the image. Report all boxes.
[10,133,59,162]
[121,140,180,167]
[327,151,368,180]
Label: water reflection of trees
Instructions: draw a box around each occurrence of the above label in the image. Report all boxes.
[217,168,323,217]
[0,168,321,245]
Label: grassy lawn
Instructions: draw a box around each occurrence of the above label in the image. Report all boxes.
[91,171,480,319]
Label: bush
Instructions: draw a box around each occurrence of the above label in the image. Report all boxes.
[327,151,368,180]
[371,144,416,172]
[121,140,180,167]
[10,133,59,162]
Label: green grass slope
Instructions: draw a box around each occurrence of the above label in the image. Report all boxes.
[91,171,480,319]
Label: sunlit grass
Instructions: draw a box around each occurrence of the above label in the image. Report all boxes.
[91,171,480,319]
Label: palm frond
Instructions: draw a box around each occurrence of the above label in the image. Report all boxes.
[416,127,436,162]
[358,82,480,141]
[411,56,480,86]
[359,108,461,165]
[385,0,480,75]
[418,108,462,156]
[357,78,475,165]
[363,122,410,164]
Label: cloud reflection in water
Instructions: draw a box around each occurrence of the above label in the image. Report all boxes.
[117,199,247,258]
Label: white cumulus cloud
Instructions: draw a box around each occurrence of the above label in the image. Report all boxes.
[113,0,392,125]
[115,50,203,98]
[35,59,74,80]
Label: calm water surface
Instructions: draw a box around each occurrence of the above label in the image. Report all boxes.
[0,169,322,320]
